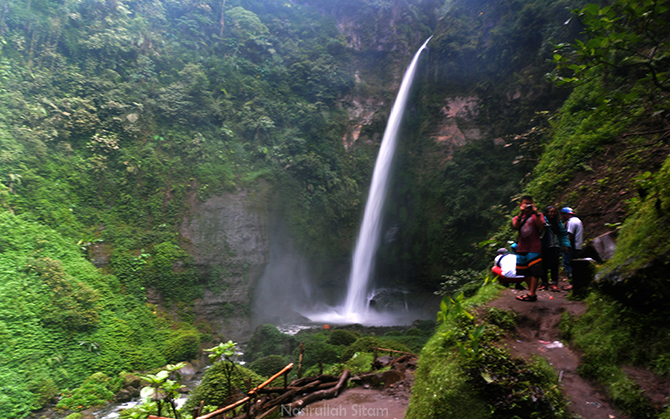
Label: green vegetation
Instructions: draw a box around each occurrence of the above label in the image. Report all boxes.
[326,329,360,346]
[244,324,296,363]
[0,0,439,415]
[561,294,665,418]
[0,211,201,417]
[248,354,290,377]
[56,372,120,412]
[0,0,667,416]
[182,362,265,415]
[137,363,188,419]
[407,282,567,419]
[473,1,670,417]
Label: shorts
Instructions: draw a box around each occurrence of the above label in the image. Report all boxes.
[516,252,543,278]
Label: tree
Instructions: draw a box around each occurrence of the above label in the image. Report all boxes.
[551,0,670,93]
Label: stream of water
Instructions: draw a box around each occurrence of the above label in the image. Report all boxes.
[305,37,432,326]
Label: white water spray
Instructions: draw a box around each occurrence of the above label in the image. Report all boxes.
[342,37,432,321]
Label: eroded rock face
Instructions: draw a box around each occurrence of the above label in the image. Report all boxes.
[431,96,482,158]
[180,188,270,342]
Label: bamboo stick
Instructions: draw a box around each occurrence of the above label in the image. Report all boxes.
[371,347,415,355]
[196,363,294,419]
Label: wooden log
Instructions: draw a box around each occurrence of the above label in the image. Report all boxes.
[196,395,250,419]
[288,373,338,388]
[281,370,350,416]
[389,353,414,366]
[248,375,340,418]
[246,362,293,396]
[192,400,205,418]
[315,381,337,391]
[256,378,337,395]
[196,363,294,419]
[256,405,279,419]
[257,388,297,411]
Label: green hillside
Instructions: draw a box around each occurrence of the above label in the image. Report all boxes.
[0,211,201,417]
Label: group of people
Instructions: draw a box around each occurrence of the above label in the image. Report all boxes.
[491,195,584,302]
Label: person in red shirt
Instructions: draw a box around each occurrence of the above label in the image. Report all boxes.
[511,195,545,301]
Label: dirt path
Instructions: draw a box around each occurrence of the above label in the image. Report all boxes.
[299,283,635,419]
[489,284,630,419]
[295,386,410,419]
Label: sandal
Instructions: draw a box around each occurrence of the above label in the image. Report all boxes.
[516,294,537,302]
[549,285,560,292]
[561,284,573,291]
[538,285,547,291]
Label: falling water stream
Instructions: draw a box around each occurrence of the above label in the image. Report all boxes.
[305,37,432,325]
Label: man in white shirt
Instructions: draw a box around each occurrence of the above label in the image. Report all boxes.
[561,207,583,290]
[492,248,525,283]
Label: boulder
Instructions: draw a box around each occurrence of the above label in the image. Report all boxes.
[594,252,670,313]
[591,231,617,261]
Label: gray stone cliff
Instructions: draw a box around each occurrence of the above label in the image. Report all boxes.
[179,187,270,342]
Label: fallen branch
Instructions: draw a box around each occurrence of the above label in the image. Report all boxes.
[372,347,415,356]
[247,363,294,396]
[196,363,293,419]
[259,374,340,394]
[281,370,351,416]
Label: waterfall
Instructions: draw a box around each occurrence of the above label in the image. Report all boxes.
[342,37,432,320]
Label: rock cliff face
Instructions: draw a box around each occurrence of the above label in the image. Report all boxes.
[179,186,270,342]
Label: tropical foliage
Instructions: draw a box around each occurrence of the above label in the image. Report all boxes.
[0,211,199,417]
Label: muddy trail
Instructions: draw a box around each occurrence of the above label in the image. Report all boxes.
[488,283,630,419]
[303,282,639,419]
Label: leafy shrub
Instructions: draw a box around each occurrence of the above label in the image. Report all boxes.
[462,348,567,419]
[326,329,359,346]
[56,373,117,412]
[163,328,201,364]
[306,352,376,377]
[248,355,289,378]
[379,335,427,354]
[183,364,264,412]
[245,324,296,363]
[26,258,101,332]
[29,376,59,406]
[410,320,437,335]
[341,337,381,361]
[343,352,376,375]
[404,328,422,336]
[300,340,342,371]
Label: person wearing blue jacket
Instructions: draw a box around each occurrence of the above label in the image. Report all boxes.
[539,205,571,292]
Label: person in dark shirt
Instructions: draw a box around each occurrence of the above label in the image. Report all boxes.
[539,205,571,292]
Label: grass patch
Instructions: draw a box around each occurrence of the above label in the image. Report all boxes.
[564,292,669,417]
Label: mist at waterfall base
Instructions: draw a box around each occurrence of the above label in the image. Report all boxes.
[253,39,437,328]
